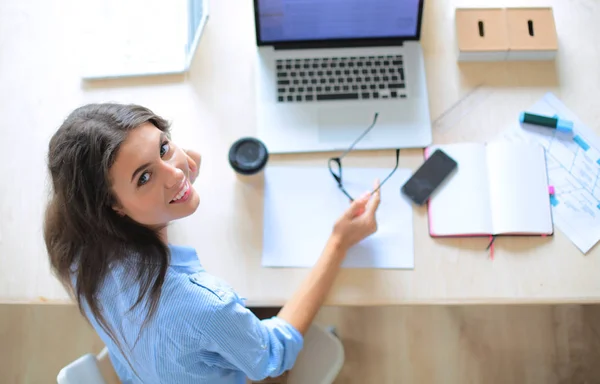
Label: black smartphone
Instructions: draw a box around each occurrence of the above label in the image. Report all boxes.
[401,149,458,205]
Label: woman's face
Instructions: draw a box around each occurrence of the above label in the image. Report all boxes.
[109,123,201,227]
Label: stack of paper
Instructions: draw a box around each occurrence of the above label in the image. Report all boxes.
[499,93,600,253]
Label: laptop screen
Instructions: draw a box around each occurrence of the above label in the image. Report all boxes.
[255,0,423,44]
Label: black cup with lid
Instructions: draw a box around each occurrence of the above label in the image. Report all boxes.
[228,137,269,175]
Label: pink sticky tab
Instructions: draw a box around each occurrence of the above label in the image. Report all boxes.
[548,186,555,195]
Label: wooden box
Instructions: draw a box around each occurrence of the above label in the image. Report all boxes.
[456,8,509,61]
[455,7,558,61]
[506,7,558,60]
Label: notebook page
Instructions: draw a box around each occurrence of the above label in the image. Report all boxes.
[427,144,493,236]
[487,142,553,234]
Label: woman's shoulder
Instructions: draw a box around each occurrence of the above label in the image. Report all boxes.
[151,270,243,339]
[163,267,242,309]
[164,244,243,306]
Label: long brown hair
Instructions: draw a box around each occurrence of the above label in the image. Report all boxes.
[44,103,171,360]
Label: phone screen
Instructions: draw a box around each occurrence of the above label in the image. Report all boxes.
[401,149,458,205]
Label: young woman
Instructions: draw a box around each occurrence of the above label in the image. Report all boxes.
[44,103,380,383]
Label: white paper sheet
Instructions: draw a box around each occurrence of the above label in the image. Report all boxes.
[498,92,600,253]
[262,166,414,269]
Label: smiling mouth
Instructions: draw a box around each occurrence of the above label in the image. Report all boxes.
[170,180,191,204]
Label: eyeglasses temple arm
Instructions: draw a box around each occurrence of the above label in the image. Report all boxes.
[371,148,400,194]
[337,112,379,159]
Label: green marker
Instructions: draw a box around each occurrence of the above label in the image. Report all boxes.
[520,112,573,133]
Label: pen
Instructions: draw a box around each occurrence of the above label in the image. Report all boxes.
[519,112,573,133]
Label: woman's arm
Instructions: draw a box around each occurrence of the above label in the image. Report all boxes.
[277,183,381,335]
[193,181,380,380]
[276,237,346,335]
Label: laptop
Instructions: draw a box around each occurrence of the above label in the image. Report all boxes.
[253,0,431,154]
[80,0,208,80]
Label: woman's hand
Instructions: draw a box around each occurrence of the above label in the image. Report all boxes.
[278,179,381,334]
[184,149,201,184]
[330,179,381,252]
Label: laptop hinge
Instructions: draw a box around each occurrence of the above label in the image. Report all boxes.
[272,39,405,51]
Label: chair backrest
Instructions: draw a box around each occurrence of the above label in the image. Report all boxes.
[59,325,343,384]
[57,348,120,384]
[287,324,345,384]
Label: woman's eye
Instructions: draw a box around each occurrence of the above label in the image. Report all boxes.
[160,142,170,157]
[138,172,151,186]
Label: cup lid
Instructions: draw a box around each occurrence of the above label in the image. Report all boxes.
[228,137,268,175]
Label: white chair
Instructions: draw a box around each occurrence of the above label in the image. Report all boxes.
[287,324,345,384]
[57,347,120,384]
[57,324,344,384]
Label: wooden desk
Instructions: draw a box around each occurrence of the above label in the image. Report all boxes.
[1,0,600,305]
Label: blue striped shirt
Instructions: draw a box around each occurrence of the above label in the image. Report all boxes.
[80,245,303,383]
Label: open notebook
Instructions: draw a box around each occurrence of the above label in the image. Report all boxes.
[426,142,553,237]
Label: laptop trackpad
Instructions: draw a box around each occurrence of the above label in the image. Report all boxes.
[318,107,378,143]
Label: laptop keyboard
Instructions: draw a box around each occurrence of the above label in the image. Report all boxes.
[276,55,406,103]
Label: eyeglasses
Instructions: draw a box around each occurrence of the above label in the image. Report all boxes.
[328,112,400,202]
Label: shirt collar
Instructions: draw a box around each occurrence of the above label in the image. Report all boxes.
[168,244,201,268]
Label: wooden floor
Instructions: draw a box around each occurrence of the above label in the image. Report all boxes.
[1,304,600,384]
